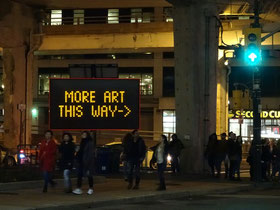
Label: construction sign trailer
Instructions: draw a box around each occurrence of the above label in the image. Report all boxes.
[49,78,140,130]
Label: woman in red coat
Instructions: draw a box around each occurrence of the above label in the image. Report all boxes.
[39,130,57,193]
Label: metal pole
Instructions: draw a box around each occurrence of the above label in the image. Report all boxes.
[253,0,260,28]
[252,67,262,182]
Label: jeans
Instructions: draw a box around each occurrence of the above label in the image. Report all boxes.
[77,166,93,188]
[229,160,238,179]
[127,160,141,185]
[63,169,72,190]
[157,163,166,189]
[272,161,280,177]
[123,161,129,180]
[43,171,54,189]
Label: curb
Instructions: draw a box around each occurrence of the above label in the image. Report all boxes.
[0,176,106,192]
[32,182,274,210]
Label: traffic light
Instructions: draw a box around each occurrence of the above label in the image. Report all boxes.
[243,28,262,65]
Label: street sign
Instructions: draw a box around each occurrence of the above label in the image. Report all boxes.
[49,78,140,130]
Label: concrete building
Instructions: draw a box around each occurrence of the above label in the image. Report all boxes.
[1,0,280,173]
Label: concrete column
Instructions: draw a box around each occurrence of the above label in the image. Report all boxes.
[153,52,163,98]
[154,7,164,22]
[216,59,229,136]
[3,47,27,148]
[173,1,219,174]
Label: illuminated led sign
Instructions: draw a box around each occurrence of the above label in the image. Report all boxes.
[230,110,280,119]
[49,79,139,130]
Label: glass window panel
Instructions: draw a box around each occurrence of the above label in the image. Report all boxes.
[51,10,62,25]
[74,10,84,25]
[108,9,119,24]
[131,8,142,23]
[119,74,129,79]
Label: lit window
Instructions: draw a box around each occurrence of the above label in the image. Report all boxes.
[74,10,84,25]
[131,8,142,23]
[163,110,176,133]
[38,73,69,95]
[108,9,119,24]
[51,10,62,25]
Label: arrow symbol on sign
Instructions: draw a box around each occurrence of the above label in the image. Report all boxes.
[124,105,131,117]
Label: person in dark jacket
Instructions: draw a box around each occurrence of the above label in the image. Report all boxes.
[121,132,133,181]
[235,136,243,181]
[125,129,146,190]
[271,140,280,179]
[169,134,184,174]
[261,138,271,181]
[59,132,76,193]
[72,131,95,195]
[215,133,229,178]
[228,133,241,180]
[154,135,169,191]
[205,133,218,177]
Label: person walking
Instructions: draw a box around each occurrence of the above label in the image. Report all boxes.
[169,134,184,174]
[271,140,280,180]
[58,132,76,193]
[215,133,229,178]
[228,133,241,180]
[121,132,133,181]
[261,138,271,181]
[125,129,146,190]
[72,131,95,195]
[39,130,57,193]
[235,136,243,181]
[154,135,169,191]
[205,133,218,177]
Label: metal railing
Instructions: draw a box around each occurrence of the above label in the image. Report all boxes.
[42,14,173,26]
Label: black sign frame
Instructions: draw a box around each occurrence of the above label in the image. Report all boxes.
[49,78,140,130]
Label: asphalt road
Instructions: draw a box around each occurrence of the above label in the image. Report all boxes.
[91,188,280,210]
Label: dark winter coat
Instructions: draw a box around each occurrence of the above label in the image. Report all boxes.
[124,137,146,162]
[228,139,242,161]
[169,139,184,157]
[58,141,76,170]
[76,137,95,176]
[262,145,272,162]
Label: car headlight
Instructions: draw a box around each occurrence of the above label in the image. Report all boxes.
[167,155,172,162]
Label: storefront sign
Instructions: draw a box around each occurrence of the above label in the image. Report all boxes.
[49,78,139,130]
[230,110,280,119]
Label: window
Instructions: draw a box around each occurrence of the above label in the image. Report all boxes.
[163,67,175,97]
[38,68,69,95]
[108,9,119,24]
[119,72,153,96]
[164,7,173,22]
[163,110,176,133]
[131,8,153,23]
[74,10,84,25]
[51,10,62,25]
[131,8,142,23]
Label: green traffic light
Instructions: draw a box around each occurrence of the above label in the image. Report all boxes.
[248,52,257,62]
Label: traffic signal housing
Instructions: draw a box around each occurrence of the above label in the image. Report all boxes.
[243,28,262,65]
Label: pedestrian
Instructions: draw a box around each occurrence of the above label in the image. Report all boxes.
[268,139,276,178]
[39,130,57,193]
[215,133,228,178]
[271,140,280,180]
[228,133,241,180]
[261,138,271,181]
[169,134,184,174]
[154,135,169,191]
[126,129,146,190]
[72,131,95,195]
[121,132,133,181]
[205,133,218,177]
[235,136,243,181]
[58,132,76,193]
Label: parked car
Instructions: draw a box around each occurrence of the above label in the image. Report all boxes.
[0,145,17,167]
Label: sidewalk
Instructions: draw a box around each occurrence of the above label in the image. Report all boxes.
[0,174,275,210]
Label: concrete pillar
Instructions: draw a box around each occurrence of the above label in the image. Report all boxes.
[172,1,219,174]
[0,0,41,148]
[153,108,163,141]
[216,59,229,136]
[153,52,163,98]
[3,47,27,148]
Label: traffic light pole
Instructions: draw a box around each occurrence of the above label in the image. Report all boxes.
[252,67,262,182]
